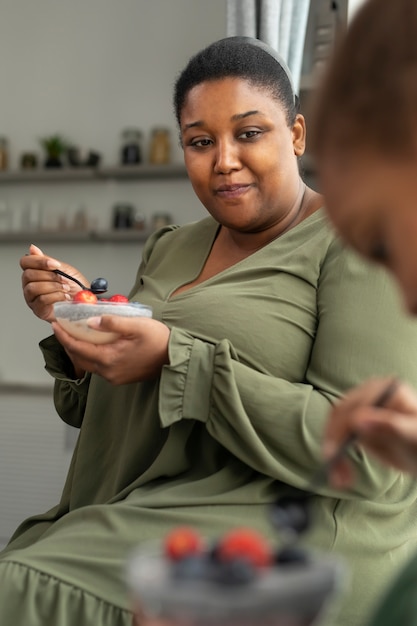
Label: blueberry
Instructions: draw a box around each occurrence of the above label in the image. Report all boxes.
[90,277,108,294]
[210,558,256,586]
[270,491,312,536]
[275,546,309,565]
[171,555,206,581]
[207,540,221,562]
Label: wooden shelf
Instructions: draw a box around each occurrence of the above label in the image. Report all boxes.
[0,163,188,184]
[0,229,152,244]
[0,383,53,396]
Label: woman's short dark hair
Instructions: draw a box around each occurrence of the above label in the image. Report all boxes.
[173,37,299,129]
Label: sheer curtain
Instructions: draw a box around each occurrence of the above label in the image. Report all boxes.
[226,0,311,93]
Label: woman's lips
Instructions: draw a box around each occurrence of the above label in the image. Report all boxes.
[215,184,252,199]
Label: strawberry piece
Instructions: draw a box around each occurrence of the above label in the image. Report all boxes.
[109,294,129,303]
[73,290,98,304]
[164,526,205,562]
[216,528,272,569]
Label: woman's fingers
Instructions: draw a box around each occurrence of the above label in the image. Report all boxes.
[51,316,170,385]
[20,246,89,320]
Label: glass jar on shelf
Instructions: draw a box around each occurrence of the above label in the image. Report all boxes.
[149,127,171,165]
[151,212,173,230]
[121,128,143,165]
[112,203,135,229]
[20,152,38,169]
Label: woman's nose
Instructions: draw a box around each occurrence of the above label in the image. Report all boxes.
[213,140,241,174]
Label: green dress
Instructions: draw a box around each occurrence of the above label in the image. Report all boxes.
[1,209,417,626]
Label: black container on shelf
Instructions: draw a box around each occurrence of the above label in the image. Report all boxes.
[121,128,142,165]
[113,203,134,229]
[67,148,101,168]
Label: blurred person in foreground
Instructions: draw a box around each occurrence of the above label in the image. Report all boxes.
[312,0,417,624]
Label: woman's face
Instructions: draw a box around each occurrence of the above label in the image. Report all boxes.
[179,78,306,235]
[319,150,417,314]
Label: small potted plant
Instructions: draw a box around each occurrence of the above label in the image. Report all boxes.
[40,134,68,168]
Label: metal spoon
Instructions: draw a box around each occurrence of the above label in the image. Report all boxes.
[53,269,108,294]
[271,377,400,543]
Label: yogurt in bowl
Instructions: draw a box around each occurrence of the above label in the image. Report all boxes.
[53,300,152,344]
[126,527,347,626]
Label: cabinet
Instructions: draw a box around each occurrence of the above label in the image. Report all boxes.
[0,163,189,242]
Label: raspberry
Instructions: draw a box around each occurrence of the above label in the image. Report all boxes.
[275,545,309,566]
[73,290,98,304]
[109,294,129,303]
[164,526,205,561]
[216,528,272,569]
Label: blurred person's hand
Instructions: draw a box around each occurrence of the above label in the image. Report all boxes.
[323,377,417,486]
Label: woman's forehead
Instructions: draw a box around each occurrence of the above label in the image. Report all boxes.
[190,77,267,96]
[180,78,284,122]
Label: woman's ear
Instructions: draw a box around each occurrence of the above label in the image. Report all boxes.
[292,113,306,157]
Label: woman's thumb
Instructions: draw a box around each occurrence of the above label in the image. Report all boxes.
[29,243,44,256]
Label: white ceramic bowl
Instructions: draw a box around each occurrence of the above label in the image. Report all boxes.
[126,546,346,626]
[53,300,152,344]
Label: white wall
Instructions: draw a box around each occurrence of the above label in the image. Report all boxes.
[0,0,226,548]
[0,0,226,168]
[0,0,226,385]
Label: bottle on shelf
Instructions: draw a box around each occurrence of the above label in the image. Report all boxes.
[20,200,43,231]
[149,127,171,165]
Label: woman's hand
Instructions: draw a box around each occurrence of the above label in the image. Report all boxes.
[323,377,417,486]
[20,244,89,322]
[51,315,170,385]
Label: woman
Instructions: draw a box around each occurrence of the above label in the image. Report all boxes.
[3,36,417,626]
[311,0,417,623]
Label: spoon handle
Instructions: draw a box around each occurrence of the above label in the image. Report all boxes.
[309,377,400,492]
[53,269,88,291]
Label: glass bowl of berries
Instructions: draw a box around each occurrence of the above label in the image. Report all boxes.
[126,526,346,626]
[53,291,152,344]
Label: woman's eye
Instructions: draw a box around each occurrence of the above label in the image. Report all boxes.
[189,138,212,148]
[238,129,262,140]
